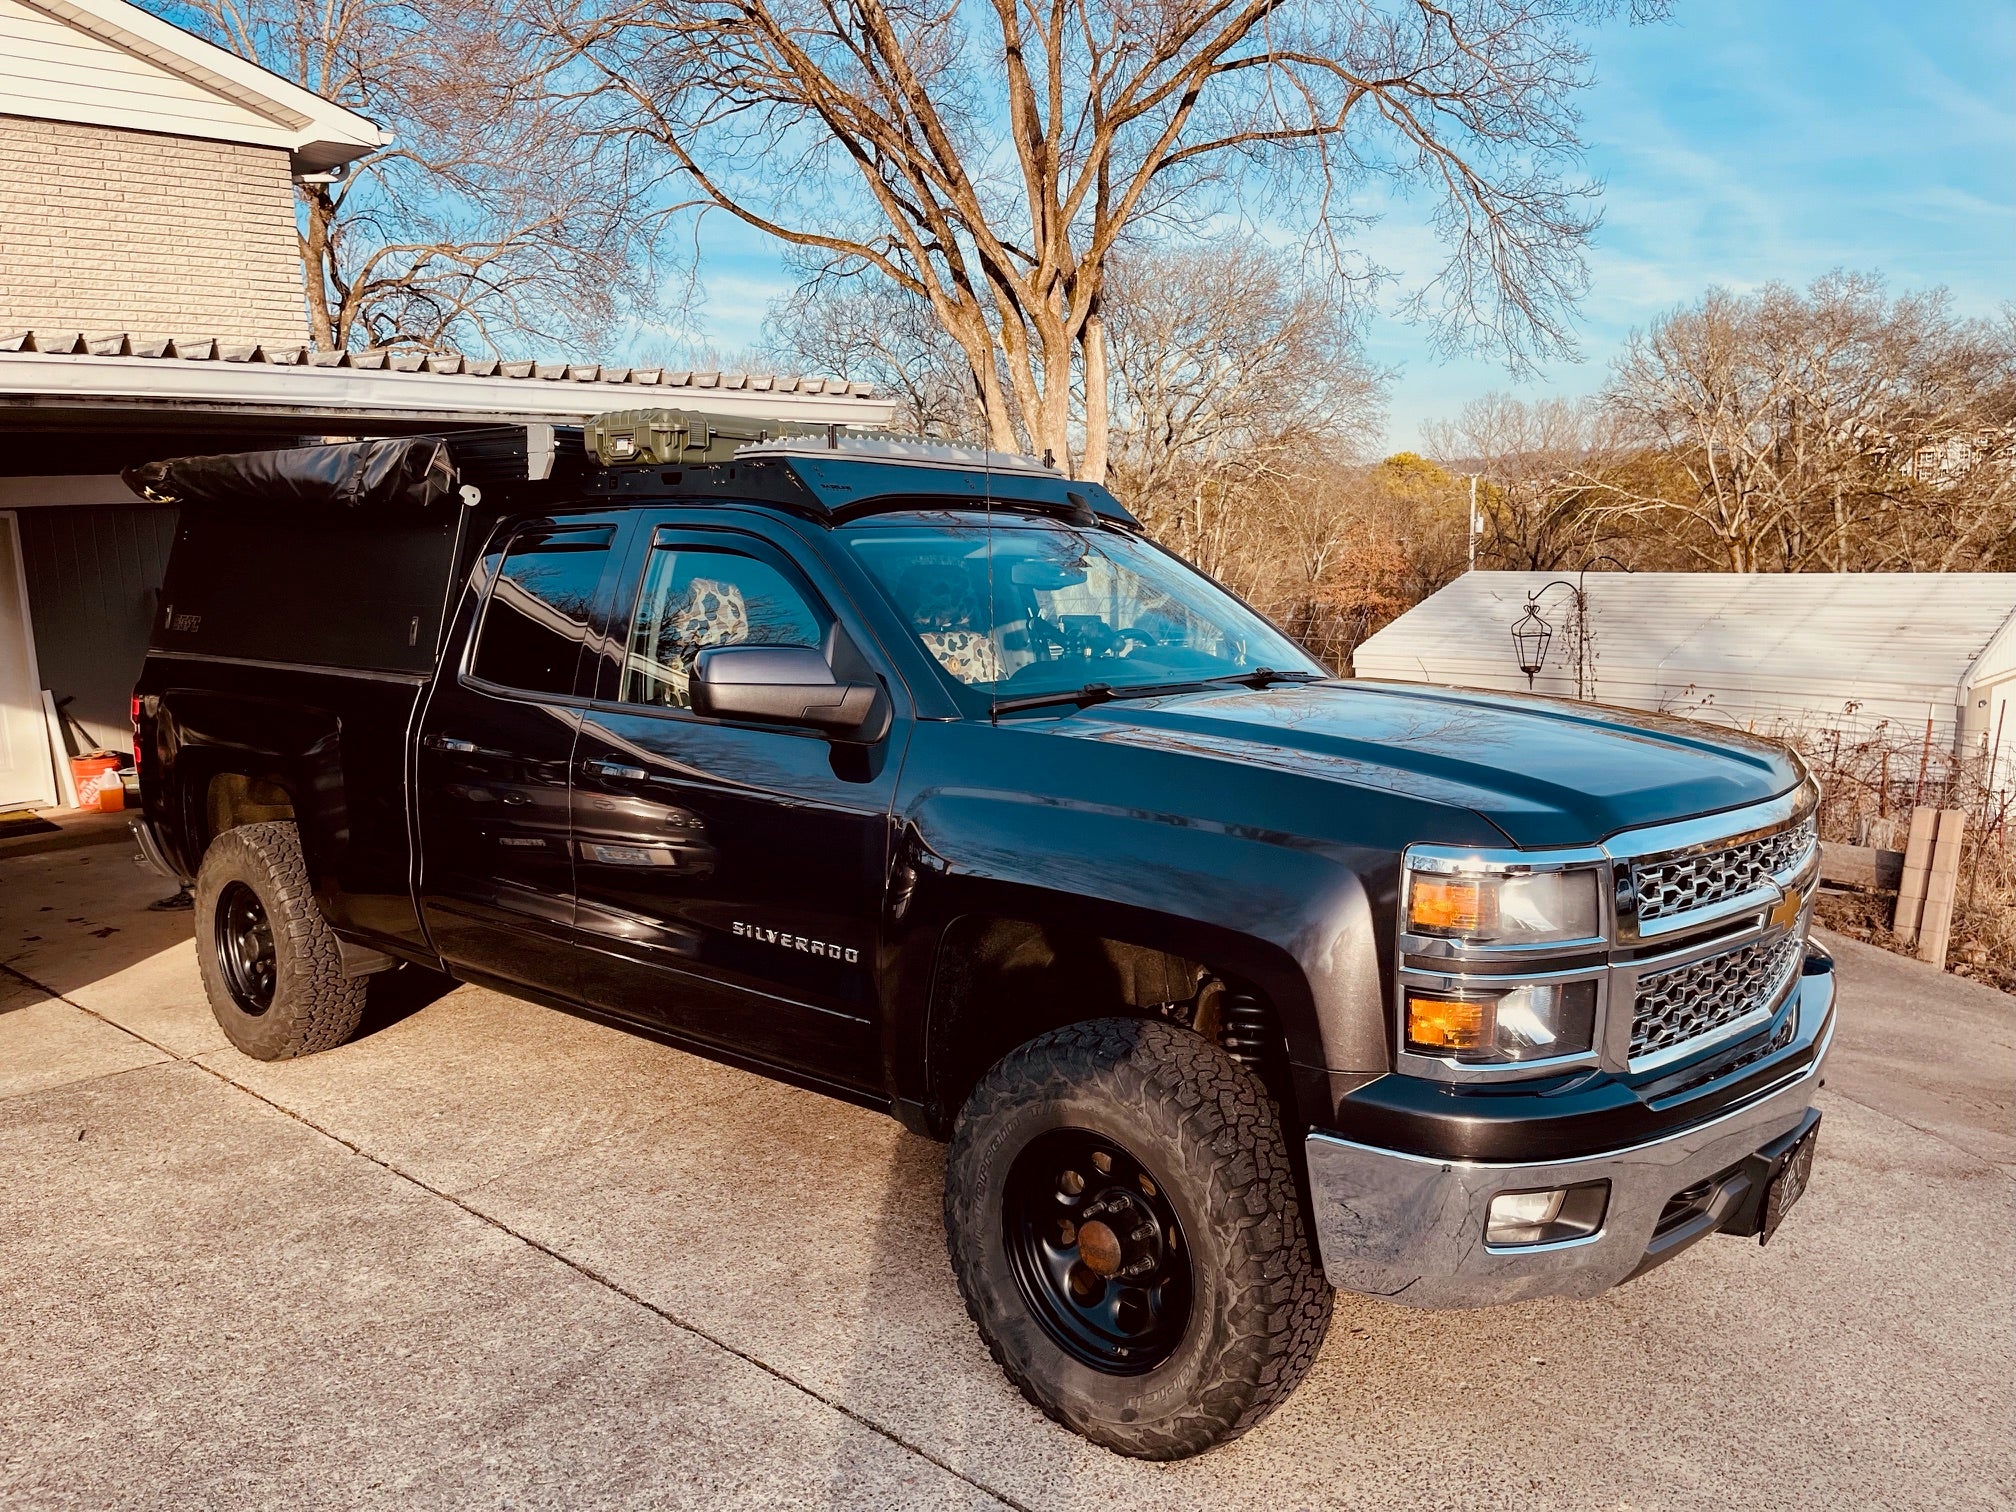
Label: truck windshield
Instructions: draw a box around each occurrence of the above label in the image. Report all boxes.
[843,515,1324,709]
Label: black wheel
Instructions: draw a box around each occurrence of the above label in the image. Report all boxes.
[1003,1127,1192,1375]
[945,1017,1332,1459]
[214,881,278,1015]
[194,822,366,1060]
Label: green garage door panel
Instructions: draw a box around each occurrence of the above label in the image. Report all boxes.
[17,505,179,754]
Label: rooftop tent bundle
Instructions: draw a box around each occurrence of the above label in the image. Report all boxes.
[123,437,457,514]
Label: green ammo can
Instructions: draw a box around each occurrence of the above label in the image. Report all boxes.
[582,408,820,467]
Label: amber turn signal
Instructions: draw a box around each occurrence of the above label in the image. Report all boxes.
[1406,993,1492,1052]
[1409,876,1487,934]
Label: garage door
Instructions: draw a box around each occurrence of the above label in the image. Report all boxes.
[16,503,180,754]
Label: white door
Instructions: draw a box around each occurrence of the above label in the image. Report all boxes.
[0,511,58,811]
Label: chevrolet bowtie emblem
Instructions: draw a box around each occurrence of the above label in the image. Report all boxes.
[1769,884,1806,932]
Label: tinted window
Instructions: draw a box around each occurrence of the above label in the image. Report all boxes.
[844,517,1320,700]
[620,544,825,709]
[470,526,615,695]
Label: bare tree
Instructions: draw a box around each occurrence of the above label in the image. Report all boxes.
[1104,238,1384,542]
[1424,391,1598,484]
[1103,241,1385,580]
[1424,391,1642,569]
[759,236,1385,530]
[547,0,1654,478]
[760,265,987,439]
[1245,452,1470,666]
[1594,273,2016,571]
[157,0,656,352]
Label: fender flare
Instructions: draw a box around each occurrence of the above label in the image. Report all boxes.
[879,793,1394,1130]
[157,692,346,893]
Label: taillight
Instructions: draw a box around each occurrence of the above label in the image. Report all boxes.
[130,694,143,774]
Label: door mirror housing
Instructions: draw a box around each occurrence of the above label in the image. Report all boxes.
[691,644,890,742]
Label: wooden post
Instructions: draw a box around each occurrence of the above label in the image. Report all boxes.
[1894,806,1965,969]
[40,688,79,809]
[1970,705,2008,918]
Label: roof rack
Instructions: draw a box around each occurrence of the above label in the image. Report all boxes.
[572,408,1135,527]
[737,432,1061,475]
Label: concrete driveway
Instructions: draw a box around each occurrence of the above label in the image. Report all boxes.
[2,841,2011,1511]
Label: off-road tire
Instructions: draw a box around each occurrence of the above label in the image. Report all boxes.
[944,1017,1333,1459]
[194,821,366,1060]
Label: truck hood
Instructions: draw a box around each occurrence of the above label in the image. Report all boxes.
[1057,679,1803,849]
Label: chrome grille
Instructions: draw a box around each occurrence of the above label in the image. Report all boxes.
[1631,933,1804,1062]
[1633,818,1816,922]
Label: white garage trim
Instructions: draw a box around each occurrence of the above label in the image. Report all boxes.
[0,510,59,811]
[0,475,139,508]
[0,348,898,428]
[2,0,385,173]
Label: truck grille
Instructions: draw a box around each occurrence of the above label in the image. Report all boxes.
[1633,818,1816,922]
[1631,933,1804,1062]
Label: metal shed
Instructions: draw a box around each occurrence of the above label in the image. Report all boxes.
[1352,571,2016,783]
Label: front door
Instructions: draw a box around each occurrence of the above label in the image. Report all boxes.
[0,512,58,811]
[569,521,905,1089]
[416,517,621,996]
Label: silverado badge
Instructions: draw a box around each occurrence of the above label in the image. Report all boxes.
[733,921,860,964]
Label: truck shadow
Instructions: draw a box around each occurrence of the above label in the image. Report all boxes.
[356,963,458,1039]
[820,1125,1007,1508]
[0,843,455,1048]
[0,844,196,999]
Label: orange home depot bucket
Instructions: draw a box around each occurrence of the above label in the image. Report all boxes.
[69,754,121,811]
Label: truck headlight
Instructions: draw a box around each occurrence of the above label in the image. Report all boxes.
[1405,981,1598,1063]
[1406,863,1602,945]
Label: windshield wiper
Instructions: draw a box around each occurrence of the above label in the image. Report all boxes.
[990,679,1211,716]
[1202,667,1325,689]
[990,668,1321,716]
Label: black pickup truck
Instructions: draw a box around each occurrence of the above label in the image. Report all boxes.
[127,414,1833,1459]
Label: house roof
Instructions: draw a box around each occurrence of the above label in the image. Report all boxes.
[1353,570,2016,745]
[1972,602,2016,689]
[0,329,892,431]
[1,0,383,173]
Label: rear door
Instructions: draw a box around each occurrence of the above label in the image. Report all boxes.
[416,516,623,996]
[568,517,907,1089]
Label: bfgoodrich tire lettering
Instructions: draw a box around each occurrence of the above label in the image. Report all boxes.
[944,1017,1333,1459]
[194,821,366,1060]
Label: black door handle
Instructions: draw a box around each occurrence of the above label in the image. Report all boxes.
[423,734,478,754]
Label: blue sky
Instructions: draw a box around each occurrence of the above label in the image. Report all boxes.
[662,0,2016,453]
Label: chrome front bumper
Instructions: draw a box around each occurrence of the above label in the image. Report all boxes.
[1306,967,1835,1310]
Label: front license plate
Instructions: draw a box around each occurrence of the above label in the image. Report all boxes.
[1760,1122,1819,1244]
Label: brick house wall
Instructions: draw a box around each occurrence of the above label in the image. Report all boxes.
[0,115,304,348]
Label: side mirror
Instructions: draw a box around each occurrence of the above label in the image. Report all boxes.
[691,644,890,742]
